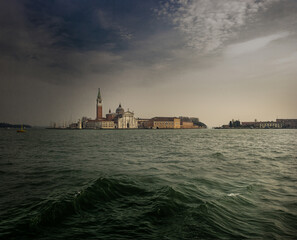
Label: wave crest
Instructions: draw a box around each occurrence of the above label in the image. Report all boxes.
[30,177,148,227]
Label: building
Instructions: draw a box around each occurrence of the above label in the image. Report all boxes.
[234,120,283,129]
[137,118,150,128]
[259,121,283,129]
[106,109,117,121]
[81,116,92,129]
[241,121,260,128]
[179,117,195,129]
[81,88,104,129]
[84,119,115,129]
[79,89,138,129]
[96,88,103,120]
[146,117,181,129]
[108,104,138,129]
[116,109,138,129]
[101,120,115,129]
[84,119,101,129]
[179,116,204,128]
[181,121,195,129]
[68,88,204,130]
[276,119,297,128]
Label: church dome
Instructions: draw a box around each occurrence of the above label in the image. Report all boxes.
[116,104,124,115]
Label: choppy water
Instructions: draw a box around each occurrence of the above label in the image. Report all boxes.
[0,129,296,239]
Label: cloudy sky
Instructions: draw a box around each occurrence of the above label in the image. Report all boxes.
[1,0,297,127]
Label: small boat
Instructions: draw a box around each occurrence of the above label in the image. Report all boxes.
[17,125,26,133]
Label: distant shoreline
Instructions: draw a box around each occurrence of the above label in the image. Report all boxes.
[0,123,32,129]
[45,127,207,130]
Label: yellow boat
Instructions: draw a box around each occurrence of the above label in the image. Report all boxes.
[17,125,26,133]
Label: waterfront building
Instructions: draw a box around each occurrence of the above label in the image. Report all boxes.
[259,121,282,129]
[137,118,150,128]
[68,88,204,130]
[146,117,181,129]
[179,116,204,128]
[106,109,117,121]
[233,120,283,129]
[78,90,138,129]
[101,120,115,129]
[276,119,297,128]
[84,119,115,129]
[116,109,138,129]
[81,116,92,129]
[85,119,101,129]
[181,121,195,129]
[241,122,260,128]
[179,117,195,128]
[241,121,282,129]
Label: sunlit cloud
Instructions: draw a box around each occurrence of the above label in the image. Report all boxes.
[155,0,281,53]
[273,51,297,65]
[224,32,290,58]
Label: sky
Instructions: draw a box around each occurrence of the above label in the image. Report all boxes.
[0,0,297,127]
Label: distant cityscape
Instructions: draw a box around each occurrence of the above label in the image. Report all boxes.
[216,119,297,129]
[1,88,296,130]
[50,88,207,130]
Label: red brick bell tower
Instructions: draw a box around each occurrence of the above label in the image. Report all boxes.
[96,88,102,120]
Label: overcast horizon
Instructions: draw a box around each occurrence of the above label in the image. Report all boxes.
[1,0,297,127]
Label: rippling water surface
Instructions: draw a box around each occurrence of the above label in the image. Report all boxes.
[0,129,296,239]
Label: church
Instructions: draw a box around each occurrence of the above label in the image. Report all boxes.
[83,88,138,129]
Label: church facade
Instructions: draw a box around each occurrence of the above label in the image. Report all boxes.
[117,110,138,129]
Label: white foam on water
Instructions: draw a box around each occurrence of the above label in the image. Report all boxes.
[227,193,240,197]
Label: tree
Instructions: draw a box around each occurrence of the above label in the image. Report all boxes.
[234,120,241,127]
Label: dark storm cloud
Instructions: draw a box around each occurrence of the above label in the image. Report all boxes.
[0,0,193,87]
[0,0,162,86]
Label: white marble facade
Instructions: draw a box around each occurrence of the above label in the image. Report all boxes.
[117,111,138,129]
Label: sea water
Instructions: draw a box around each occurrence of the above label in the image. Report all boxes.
[0,129,296,239]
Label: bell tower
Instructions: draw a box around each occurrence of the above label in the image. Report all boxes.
[96,88,102,120]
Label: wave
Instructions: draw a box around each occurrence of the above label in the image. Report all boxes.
[30,177,148,228]
[27,178,206,233]
[145,186,188,220]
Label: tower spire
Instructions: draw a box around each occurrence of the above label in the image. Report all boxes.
[96,88,103,120]
[97,88,102,101]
